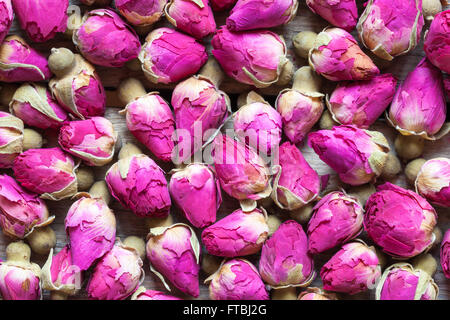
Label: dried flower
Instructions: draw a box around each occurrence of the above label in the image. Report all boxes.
[306,0,358,31]
[210,0,236,10]
[0,0,13,44]
[424,10,450,74]
[116,0,167,27]
[415,158,450,208]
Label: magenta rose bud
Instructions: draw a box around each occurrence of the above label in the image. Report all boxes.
[139,28,208,85]
[259,220,315,288]
[169,164,221,228]
[131,287,182,300]
[226,0,298,31]
[58,117,117,167]
[11,0,68,42]
[424,10,450,74]
[320,241,381,295]
[0,0,13,44]
[210,0,236,10]
[165,0,216,39]
[0,36,51,82]
[307,191,364,254]
[202,208,268,257]
[308,125,390,186]
[309,28,380,81]
[65,196,116,271]
[0,111,24,168]
[441,230,450,279]
[415,158,450,208]
[306,0,358,31]
[298,287,337,300]
[146,223,200,297]
[105,154,171,218]
[207,258,269,300]
[327,74,397,129]
[116,0,167,27]
[387,58,447,140]
[74,9,141,67]
[364,182,437,259]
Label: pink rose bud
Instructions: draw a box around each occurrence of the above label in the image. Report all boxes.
[0,0,13,44]
[0,174,53,239]
[165,0,216,39]
[364,182,437,259]
[308,125,390,186]
[131,287,182,300]
[116,0,167,27]
[212,26,288,88]
[0,111,24,168]
[210,0,236,11]
[58,117,117,167]
[376,263,439,300]
[387,58,447,140]
[10,83,68,130]
[298,287,337,300]
[327,74,397,129]
[65,196,116,271]
[202,208,268,257]
[0,36,51,82]
[357,0,424,61]
[307,191,363,254]
[139,27,208,84]
[74,9,141,67]
[259,220,315,288]
[169,164,221,228]
[206,258,269,300]
[105,154,171,217]
[415,158,450,208]
[320,241,381,295]
[226,0,298,31]
[441,230,450,279]
[309,28,380,81]
[424,10,450,74]
[11,0,68,42]
[146,224,200,297]
[306,0,358,31]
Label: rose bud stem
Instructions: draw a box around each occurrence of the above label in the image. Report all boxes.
[48,48,75,78]
[0,83,19,107]
[117,78,147,107]
[123,236,146,261]
[276,60,295,86]
[319,109,338,130]
[412,253,437,276]
[293,66,322,93]
[89,181,111,206]
[76,167,95,191]
[199,57,224,88]
[292,31,317,59]
[395,134,424,160]
[25,226,56,256]
[272,287,297,300]
[118,143,143,161]
[22,128,44,151]
[145,215,174,230]
[380,153,402,180]
[405,158,427,184]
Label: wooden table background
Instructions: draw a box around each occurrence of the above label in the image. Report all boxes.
[0,0,448,300]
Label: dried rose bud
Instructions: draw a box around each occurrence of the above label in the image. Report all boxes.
[226,0,298,31]
[169,164,221,228]
[309,28,380,81]
[298,287,338,300]
[320,241,381,295]
[415,158,450,208]
[11,0,68,42]
[202,208,268,257]
[0,0,13,44]
[210,0,236,10]
[307,191,363,254]
[116,0,167,27]
[139,28,208,84]
[387,58,447,140]
[165,0,216,39]
[424,10,450,74]
[259,220,314,288]
[308,125,390,186]
[0,36,51,82]
[327,74,397,129]
[306,0,358,31]
[146,223,200,297]
[206,258,269,300]
[74,9,141,67]
[131,287,182,300]
[364,182,437,259]
[441,230,450,279]
[0,111,24,168]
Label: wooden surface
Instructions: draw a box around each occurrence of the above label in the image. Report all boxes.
[0,0,449,300]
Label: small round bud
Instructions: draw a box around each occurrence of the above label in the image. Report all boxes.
[48,48,75,76]
[422,0,442,21]
[404,158,427,184]
[276,60,294,86]
[394,135,424,160]
[76,167,95,191]
[89,181,111,205]
[26,226,56,255]
[23,128,44,151]
[380,153,402,180]
[292,31,317,59]
[123,236,146,260]
[118,143,143,160]
[6,241,31,263]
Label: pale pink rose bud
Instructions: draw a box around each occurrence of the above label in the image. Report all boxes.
[202,208,269,257]
[169,164,221,228]
[415,158,450,208]
[441,230,450,279]
[307,191,363,254]
[74,9,141,67]
[309,28,380,81]
[357,0,424,61]
[65,196,116,271]
[105,154,171,217]
[320,241,381,295]
[306,0,358,31]
[308,125,390,186]
[0,36,51,82]
[226,0,298,31]
[364,182,437,259]
[0,0,13,44]
[424,10,450,74]
[139,27,208,85]
[146,223,200,297]
[116,0,167,27]
[212,26,288,88]
[0,111,24,168]
[387,58,446,140]
[259,220,314,288]
[206,258,269,300]
[327,74,397,129]
[131,287,182,300]
[298,287,337,300]
[376,263,439,300]
[11,0,68,42]
[58,117,117,167]
[165,0,216,39]
[210,0,236,11]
